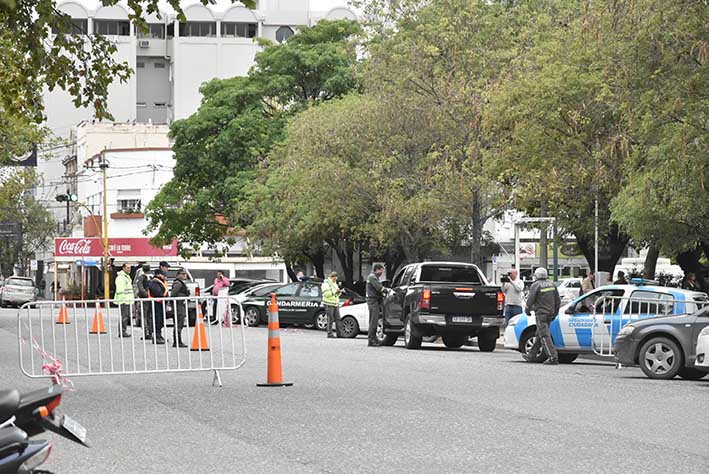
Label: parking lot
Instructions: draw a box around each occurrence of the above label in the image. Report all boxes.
[2,306,709,473]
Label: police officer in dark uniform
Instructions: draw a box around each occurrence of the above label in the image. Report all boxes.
[148,270,168,344]
[170,270,190,348]
[366,263,386,347]
[525,267,561,365]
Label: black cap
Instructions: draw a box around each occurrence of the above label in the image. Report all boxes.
[154,269,165,276]
[159,261,170,268]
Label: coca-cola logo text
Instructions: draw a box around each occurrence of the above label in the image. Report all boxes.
[57,239,94,255]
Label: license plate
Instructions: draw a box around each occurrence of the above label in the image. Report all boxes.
[451,316,473,323]
[62,414,87,443]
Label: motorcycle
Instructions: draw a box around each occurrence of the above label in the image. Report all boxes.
[0,384,88,473]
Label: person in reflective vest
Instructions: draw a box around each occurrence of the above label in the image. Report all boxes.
[321,272,343,338]
[114,263,134,338]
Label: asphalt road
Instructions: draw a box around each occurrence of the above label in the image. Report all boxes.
[2,306,708,474]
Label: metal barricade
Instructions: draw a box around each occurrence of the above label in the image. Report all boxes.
[17,295,248,386]
[591,295,707,357]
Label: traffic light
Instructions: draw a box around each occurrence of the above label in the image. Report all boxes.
[55,192,78,203]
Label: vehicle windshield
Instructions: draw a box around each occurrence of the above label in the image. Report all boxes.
[7,278,34,287]
[419,265,482,284]
[251,284,284,297]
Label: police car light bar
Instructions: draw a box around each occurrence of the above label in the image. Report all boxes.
[630,278,659,286]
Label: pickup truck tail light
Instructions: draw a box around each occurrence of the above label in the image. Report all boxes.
[195,287,201,297]
[497,291,505,311]
[420,288,431,311]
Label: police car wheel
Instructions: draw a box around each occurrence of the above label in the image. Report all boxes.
[521,331,547,363]
[678,368,708,380]
[404,315,422,349]
[315,311,329,331]
[243,306,262,327]
[638,337,683,379]
[340,316,359,338]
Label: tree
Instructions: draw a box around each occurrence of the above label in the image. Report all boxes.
[0,0,255,126]
[0,169,55,276]
[485,0,636,273]
[144,20,362,255]
[609,0,709,277]
[360,0,533,267]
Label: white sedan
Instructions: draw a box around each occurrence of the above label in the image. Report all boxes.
[338,302,370,338]
[556,278,582,304]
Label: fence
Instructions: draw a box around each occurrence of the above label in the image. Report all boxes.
[17,295,248,387]
[590,295,708,357]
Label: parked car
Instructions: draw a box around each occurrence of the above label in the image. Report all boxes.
[615,303,709,379]
[556,278,582,303]
[338,301,370,338]
[237,281,365,329]
[199,279,277,324]
[505,280,707,363]
[377,262,504,350]
[0,277,36,307]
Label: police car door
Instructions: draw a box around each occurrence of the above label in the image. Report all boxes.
[559,289,624,350]
[272,283,301,323]
[293,282,322,325]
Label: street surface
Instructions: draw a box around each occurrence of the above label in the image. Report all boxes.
[2,307,708,473]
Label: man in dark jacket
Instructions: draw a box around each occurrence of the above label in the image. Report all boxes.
[170,270,190,348]
[525,267,561,365]
[366,263,387,347]
[148,270,169,344]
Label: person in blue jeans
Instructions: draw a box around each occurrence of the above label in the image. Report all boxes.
[502,269,524,325]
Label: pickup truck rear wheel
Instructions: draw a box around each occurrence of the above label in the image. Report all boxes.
[376,318,398,346]
[442,335,466,349]
[477,328,498,352]
[404,315,422,349]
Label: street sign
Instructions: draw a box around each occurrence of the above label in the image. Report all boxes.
[30,260,37,271]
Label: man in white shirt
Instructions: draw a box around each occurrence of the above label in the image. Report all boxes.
[502,269,525,325]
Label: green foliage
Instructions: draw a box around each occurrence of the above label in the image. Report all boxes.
[0,169,55,276]
[145,20,362,251]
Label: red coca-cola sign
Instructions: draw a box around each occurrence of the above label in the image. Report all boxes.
[54,238,179,258]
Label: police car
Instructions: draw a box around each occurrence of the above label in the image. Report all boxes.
[238,281,365,329]
[504,279,708,363]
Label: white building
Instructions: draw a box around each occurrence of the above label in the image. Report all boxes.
[40,0,357,226]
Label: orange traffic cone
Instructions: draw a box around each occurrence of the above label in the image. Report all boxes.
[89,303,106,334]
[190,306,210,351]
[257,294,293,387]
[56,298,70,325]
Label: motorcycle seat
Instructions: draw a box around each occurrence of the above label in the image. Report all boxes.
[0,390,20,424]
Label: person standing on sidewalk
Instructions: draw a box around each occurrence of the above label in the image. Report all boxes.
[321,272,343,338]
[524,267,561,365]
[581,271,595,295]
[170,270,190,348]
[501,269,524,326]
[366,263,387,347]
[212,271,230,318]
[114,263,134,338]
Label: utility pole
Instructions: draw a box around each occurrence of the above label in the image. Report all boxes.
[99,153,110,302]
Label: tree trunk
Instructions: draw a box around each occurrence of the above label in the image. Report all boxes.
[305,249,325,279]
[643,245,660,280]
[575,224,629,274]
[539,202,548,270]
[470,192,483,267]
[676,247,702,276]
[284,260,298,282]
[331,240,355,285]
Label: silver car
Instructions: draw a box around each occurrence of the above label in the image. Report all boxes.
[0,277,36,307]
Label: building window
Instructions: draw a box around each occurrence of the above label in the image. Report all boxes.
[178,21,216,37]
[220,22,257,38]
[117,191,141,213]
[94,20,131,36]
[136,62,145,68]
[275,26,294,43]
[137,23,165,39]
[51,18,88,35]
[167,23,175,38]
[154,62,166,68]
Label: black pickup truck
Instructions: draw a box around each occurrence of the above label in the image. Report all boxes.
[377,262,504,350]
